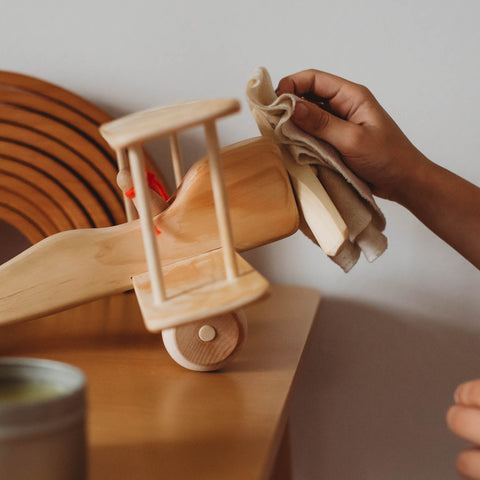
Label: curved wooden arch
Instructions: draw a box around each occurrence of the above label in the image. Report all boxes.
[0,171,73,231]
[0,105,121,198]
[1,157,93,228]
[0,90,116,169]
[0,71,166,245]
[0,189,58,237]
[0,123,119,224]
[0,142,107,226]
[0,204,46,244]
[0,71,112,124]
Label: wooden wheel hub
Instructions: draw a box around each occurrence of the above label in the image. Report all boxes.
[198,325,217,342]
[175,313,240,367]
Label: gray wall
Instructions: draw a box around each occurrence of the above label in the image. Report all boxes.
[2,1,479,478]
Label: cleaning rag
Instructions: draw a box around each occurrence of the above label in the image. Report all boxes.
[246,66,388,272]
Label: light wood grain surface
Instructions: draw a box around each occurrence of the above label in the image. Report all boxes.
[250,108,347,257]
[135,250,269,331]
[100,99,240,149]
[0,137,298,326]
[0,284,321,480]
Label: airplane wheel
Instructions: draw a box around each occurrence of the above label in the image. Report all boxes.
[161,310,247,371]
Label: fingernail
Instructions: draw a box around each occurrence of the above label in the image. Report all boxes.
[454,385,463,404]
[293,101,309,120]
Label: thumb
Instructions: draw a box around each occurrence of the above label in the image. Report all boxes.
[292,100,353,149]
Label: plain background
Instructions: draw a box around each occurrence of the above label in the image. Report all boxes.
[1,0,479,478]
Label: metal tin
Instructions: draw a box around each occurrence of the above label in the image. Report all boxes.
[0,357,86,480]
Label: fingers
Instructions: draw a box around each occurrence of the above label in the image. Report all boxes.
[456,380,480,408]
[290,99,359,150]
[456,448,480,480]
[276,69,352,99]
[447,405,480,444]
[447,380,480,443]
[448,381,480,479]
[276,69,373,121]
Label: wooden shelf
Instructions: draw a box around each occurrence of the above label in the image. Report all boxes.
[0,284,321,480]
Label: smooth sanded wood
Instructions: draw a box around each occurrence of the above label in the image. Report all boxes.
[0,205,45,244]
[0,116,121,207]
[134,250,270,330]
[204,120,239,280]
[0,71,167,243]
[0,284,321,480]
[0,189,58,238]
[110,102,245,322]
[251,109,348,257]
[100,99,240,149]
[0,89,118,170]
[0,167,75,231]
[0,158,92,229]
[281,148,348,256]
[0,79,124,234]
[169,133,184,187]
[0,71,114,124]
[114,148,138,222]
[0,104,119,192]
[128,144,167,304]
[0,126,116,226]
[0,137,298,325]
[166,311,244,369]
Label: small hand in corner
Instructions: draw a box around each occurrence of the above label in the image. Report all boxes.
[447,380,480,479]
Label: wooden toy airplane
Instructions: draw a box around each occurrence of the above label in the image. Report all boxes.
[0,98,347,371]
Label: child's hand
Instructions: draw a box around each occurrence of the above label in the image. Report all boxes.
[447,380,480,479]
[276,69,428,203]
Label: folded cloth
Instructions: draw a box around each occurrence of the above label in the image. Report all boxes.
[246,67,388,272]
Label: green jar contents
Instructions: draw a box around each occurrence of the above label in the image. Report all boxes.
[0,379,69,404]
[0,357,87,480]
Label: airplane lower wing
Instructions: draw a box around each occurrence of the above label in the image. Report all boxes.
[134,249,270,332]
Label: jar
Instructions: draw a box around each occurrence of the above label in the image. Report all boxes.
[0,357,87,480]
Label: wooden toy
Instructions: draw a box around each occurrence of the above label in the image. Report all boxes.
[0,97,303,370]
[0,75,344,371]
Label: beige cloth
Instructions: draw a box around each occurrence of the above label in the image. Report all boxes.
[246,67,387,272]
